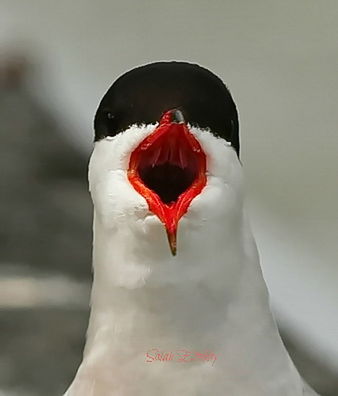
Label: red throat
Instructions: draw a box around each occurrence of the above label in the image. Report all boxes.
[127,110,207,255]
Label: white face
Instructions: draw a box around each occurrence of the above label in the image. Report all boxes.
[88,123,243,253]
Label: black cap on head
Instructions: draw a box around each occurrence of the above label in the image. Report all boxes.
[94,62,240,156]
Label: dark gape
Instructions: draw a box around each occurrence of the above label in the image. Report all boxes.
[139,163,196,204]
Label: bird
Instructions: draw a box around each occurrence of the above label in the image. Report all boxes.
[64,61,319,395]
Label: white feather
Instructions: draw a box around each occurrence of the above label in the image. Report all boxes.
[64,124,317,395]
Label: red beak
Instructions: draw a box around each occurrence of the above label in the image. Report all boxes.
[128,110,207,255]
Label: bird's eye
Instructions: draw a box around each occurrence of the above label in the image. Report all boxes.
[103,111,118,134]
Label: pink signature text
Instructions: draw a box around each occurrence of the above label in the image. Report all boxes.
[145,348,217,366]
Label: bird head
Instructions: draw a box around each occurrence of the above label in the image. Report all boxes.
[89,62,242,257]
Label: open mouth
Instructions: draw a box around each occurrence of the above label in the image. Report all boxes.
[128,110,207,255]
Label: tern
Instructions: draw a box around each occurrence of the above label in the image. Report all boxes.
[64,61,319,396]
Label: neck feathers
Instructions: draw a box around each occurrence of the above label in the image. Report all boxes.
[68,210,303,396]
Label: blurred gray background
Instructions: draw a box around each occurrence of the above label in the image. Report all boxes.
[0,1,337,395]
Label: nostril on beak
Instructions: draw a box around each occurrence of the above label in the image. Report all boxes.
[171,109,185,124]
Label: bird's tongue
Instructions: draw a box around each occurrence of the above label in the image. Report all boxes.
[128,110,206,255]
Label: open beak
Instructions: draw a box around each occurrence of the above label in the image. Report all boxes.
[128,109,207,255]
